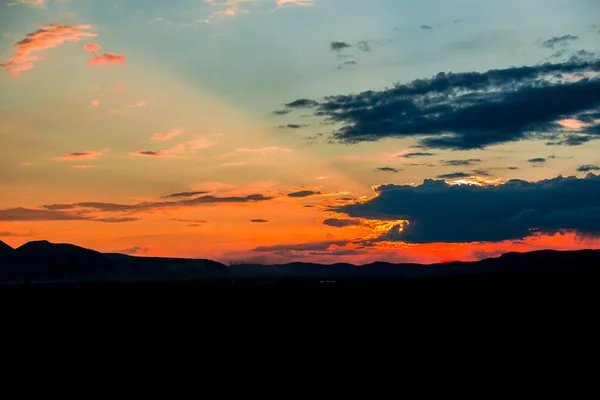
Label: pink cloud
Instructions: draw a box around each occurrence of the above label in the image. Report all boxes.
[277,0,314,6]
[130,138,215,159]
[52,149,107,161]
[86,53,126,67]
[83,43,101,53]
[1,24,97,76]
[8,0,46,8]
[110,84,126,92]
[151,129,183,141]
[89,99,100,107]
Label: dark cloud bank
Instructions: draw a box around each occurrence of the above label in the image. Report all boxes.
[282,58,600,150]
[332,174,600,244]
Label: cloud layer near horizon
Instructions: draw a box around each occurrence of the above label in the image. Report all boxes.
[334,174,600,243]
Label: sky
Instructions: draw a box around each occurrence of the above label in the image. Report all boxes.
[1,0,600,264]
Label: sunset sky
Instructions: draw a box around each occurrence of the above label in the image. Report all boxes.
[1,0,600,264]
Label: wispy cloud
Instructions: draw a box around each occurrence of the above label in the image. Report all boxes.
[277,0,314,6]
[1,24,97,76]
[237,146,292,153]
[7,0,46,8]
[86,53,126,67]
[131,138,214,159]
[151,129,183,141]
[89,99,100,107]
[52,149,107,161]
[130,150,169,158]
[83,43,101,53]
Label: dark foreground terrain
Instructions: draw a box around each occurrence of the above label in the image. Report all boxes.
[1,240,599,315]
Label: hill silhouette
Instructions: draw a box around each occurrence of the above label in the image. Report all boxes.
[1,240,599,285]
[0,240,13,258]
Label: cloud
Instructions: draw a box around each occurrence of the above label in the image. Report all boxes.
[250,219,269,223]
[162,191,210,199]
[52,150,106,161]
[113,246,149,256]
[357,41,370,52]
[253,240,351,253]
[221,162,246,167]
[287,190,321,198]
[273,109,292,115]
[376,167,399,173]
[83,43,101,53]
[151,129,184,141]
[442,159,481,166]
[528,158,546,163]
[7,0,46,8]
[335,174,600,243]
[323,218,362,228]
[542,35,579,49]
[330,41,352,52]
[95,217,139,223]
[172,218,209,224]
[86,53,126,67]
[577,165,600,172]
[285,58,600,150]
[130,150,169,157]
[0,231,33,237]
[38,193,274,214]
[403,152,437,158]
[0,208,136,223]
[278,124,308,129]
[338,61,358,69]
[237,146,292,153]
[1,24,97,76]
[277,0,314,6]
[89,99,100,107]
[437,172,471,179]
[285,99,319,108]
[131,138,214,159]
[420,25,433,30]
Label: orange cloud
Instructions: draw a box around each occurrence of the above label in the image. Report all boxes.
[52,150,107,161]
[151,129,184,141]
[83,43,102,53]
[89,99,100,107]
[86,53,126,67]
[1,24,97,76]
[557,119,589,130]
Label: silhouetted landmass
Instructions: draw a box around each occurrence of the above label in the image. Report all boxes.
[0,240,13,258]
[1,240,599,286]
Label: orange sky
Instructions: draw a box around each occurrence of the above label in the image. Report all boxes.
[1,0,599,264]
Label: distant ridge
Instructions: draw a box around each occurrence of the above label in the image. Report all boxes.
[0,240,13,257]
[0,240,599,284]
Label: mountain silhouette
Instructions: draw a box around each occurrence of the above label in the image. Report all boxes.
[1,240,114,282]
[0,240,13,258]
[0,240,599,284]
